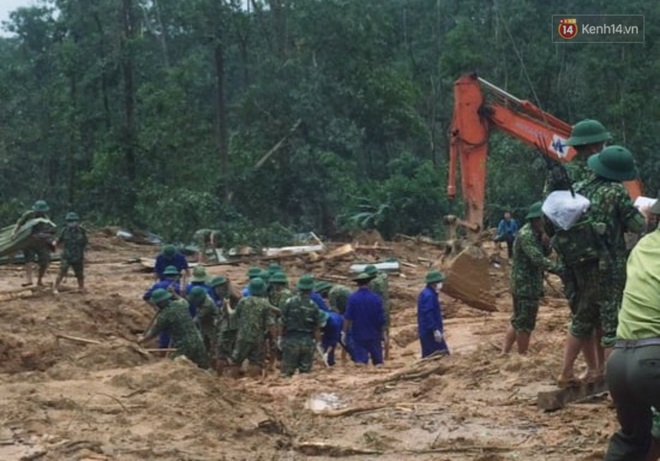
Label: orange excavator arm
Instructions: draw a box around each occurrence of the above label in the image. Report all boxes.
[447,73,643,235]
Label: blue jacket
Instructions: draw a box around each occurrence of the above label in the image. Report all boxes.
[322,312,343,343]
[186,282,218,304]
[311,292,332,313]
[143,280,181,301]
[344,287,385,342]
[496,218,519,238]
[417,285,444,335]
[154,253,189,281]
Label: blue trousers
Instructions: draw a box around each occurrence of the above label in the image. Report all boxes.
[420,332,449,358]
[321,337,338,366]
[352,339,383,365]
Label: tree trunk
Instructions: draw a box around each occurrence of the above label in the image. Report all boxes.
[121,0,137,183]
[214,38,229,200]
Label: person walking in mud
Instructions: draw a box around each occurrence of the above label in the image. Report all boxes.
[494,211,519,259]
[417,270,450,358]
[343,272,385,366]
[12,200,54,287]
[52,212,88,294]
[501,202,558,355]
[154,245,190,290]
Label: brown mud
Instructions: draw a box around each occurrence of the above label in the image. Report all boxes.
[0,233,615,460]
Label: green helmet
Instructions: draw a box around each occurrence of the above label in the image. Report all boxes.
[163,265,180,277]
[267,263,283,275]
[587,145,638,182]
[191,266,208,282]
[296,274,315,291]
[209,275,227,288]
[313,281,333,294]
[150,288,172,304]
[364,265,378,276]
[353,272,375,283]
[162,245,176,258]
[65,212,80,222]
[525,201,543,220]
[189,286,207,300]
[269,272,288,284]
[565,119,612,147]
[259,269,270,284]
[249,277,267,297]
[33,200,49,212]
[247,266,262,279]
[425,270,445,284]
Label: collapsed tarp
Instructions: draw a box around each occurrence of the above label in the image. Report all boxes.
[0,218,57,258]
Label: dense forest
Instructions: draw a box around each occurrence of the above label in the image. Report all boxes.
[1,0,658,245]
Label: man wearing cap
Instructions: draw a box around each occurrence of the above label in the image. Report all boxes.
[193,229,221,263]
[187,286,219,358]
[575,146,645,363]
[154,245,190,288]
[52,212,88,294]
[269,272,293,308]
[138,288,209,369]
[562,119,612,184]
[502,202,558,355]
[241,266,262,297]
[280,275,323,376]
[143,265,183,350]
[186,266,217,304]
[366,264,390,358]
[418,270,450,358]
[603,200,660,461]
[12,200,54,287]
[315,281,353,362]
[343,272,386,365]
[328,284,352,315]
[230,277,277,376]
[267,263,283,276]
[212,275,242,371]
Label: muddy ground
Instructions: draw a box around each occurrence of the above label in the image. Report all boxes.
[0,232,616,461]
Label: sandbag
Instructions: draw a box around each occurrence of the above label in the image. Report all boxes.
[542,191,590,231]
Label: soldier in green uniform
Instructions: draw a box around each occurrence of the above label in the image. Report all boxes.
[229,277,277,376]
[138,288,209,369]
[279,274,323,377]
[188,286,218,360]
[193,229,221,263]
[269,271,293,309]
[575,146,645,363]
[267,263,283,276]
[501,202,558,355]
[53,212,88,294]
[12,200,54,287]
[365,265,390,358]
[212,276,241,370]
[328,284,352,315]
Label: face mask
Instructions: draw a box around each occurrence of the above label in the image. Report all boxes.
[437,282,443,291]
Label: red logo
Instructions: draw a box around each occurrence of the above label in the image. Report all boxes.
[558,18,578,40]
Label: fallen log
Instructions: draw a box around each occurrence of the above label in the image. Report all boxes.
[295,442,382,457]
[537,379,608,411]
[314,404,387,418]
[55,334,102,345]
[322,244,354,260]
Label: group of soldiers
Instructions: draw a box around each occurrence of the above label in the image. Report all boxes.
[8,200,88,294]
[139,246,401,377]
[498,119,659,460]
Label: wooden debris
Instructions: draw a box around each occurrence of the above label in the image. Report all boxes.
[537,379,608,411]
[315,404,387,418]
[322,244,354,260]
[396,234,446,249]
[263,244,325,258]
[55,334,102,345]
[295,442,382,457]
[322,274,350,282]
[349,261,400,273]
[354,244,394,251]
[400,261,418,269]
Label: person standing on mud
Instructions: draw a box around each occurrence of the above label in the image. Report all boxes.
[494,211,519,259]
[241,266,263,297]
[52,212,88,294]
[186,266,216,304]
[187,286,219,361]
[501,202,558,355]
[343,272,385,366]
[213,276,241,372]
[603,199,660,461]
[12,200,54,287]
[365,265,390,359]
[279,275,323,377]
[192,228,221,263]
[138,288,209,369]
[228,277,277,377]
[154,244,190,290]
[417,270,450,358]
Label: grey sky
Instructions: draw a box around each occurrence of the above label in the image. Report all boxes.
[0,0,37,34]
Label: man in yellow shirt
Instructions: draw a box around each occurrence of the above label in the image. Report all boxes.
[604,198,660,461]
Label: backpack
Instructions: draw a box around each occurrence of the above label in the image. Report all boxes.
[550,217,606,267]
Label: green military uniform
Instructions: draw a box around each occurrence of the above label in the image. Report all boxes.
[188,287,218,358]
[230,278,275,367]
[16,201,53,271]
[193,229,221,248]
[574,146,644,347]
[280,275,322,377]
[211,276,241,361]
[365,266,390,329]
[57,213,88,281]
[328,284,352,314]
[509,204,557,333]
[144,290,209,368]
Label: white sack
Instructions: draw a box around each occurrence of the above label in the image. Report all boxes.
[542,190,591,231]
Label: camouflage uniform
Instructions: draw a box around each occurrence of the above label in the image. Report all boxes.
[269,287,293,310]
[194,294,219,358]
[57,224,88,280]
[216,301,239,360]
[575,177,644,346]
[230,297,275,367]
[280,294,322,376]
[17,210,53,270]
[328,285,352,314]
[369,274,390,329]
[509,223,556,333]
[145,300,209,368]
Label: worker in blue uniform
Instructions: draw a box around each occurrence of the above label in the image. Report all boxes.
[342,272,385,365]
[417,270,450,357]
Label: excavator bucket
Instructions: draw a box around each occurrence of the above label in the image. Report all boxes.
[438,244,497,313]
